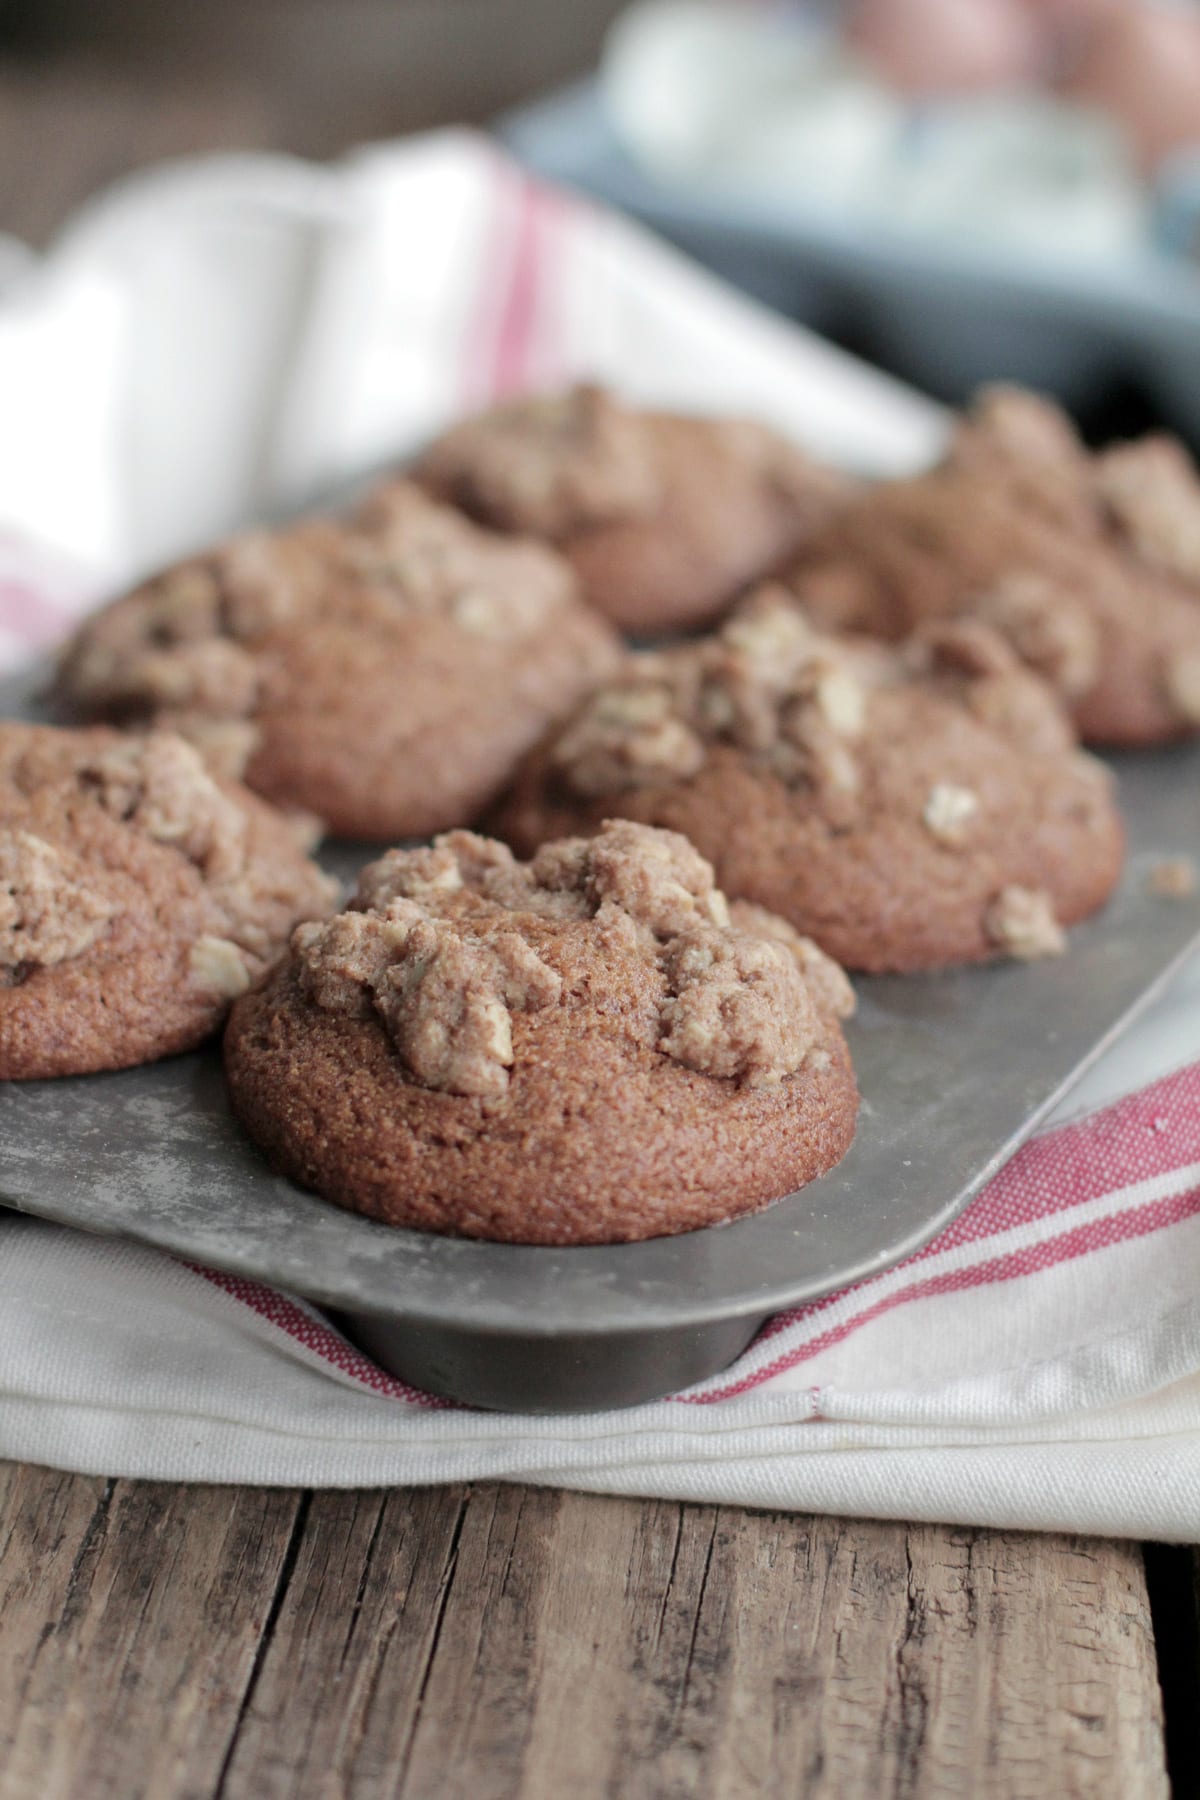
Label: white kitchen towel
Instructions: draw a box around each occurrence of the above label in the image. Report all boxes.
[0,130,1198,1539]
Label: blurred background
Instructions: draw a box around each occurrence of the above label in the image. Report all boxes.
[0,2,626,239]
[2,0,1200,446]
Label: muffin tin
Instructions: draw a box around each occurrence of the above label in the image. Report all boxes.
[2,663,1199,1412]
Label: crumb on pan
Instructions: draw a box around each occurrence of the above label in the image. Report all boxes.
[984,885,1066,961]
[1148,857,1198,900]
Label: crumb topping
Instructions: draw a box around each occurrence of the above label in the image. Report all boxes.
[80,734,249,881]
[916,620,1077,757]
[56,483,578,751]
[293,820,852,1098]
[0,829,118,974]
[917,618,1019,680]
[966,572,1100,700]
[549,685,707,799]
[923,782,979,846]
[658,925,823,1088]
[416,383,849,541]
[1094,439,1200,583]
[956,387,1200,587]
[984,885,1066,961]
[551,588,1075,813]
[343,481,574,633]
[952,384,1089,474]
[368,913,561,1100]
[726,899,856,1022]
[0,723,332,1022]
[417,385,662,538]
[1,726,336,991]
[1149,858,1197,900]
[550,588,880,806]
[189,934,253,999]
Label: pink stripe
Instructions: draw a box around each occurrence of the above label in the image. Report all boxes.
[458,160,571,410]
[919,1059,1200,1255]
[188,1265,453,1408]
[487,176,569,400]
[489,178,543,398]
[685,1182,1200,1403]
[745,1057,1200,1356]
[514,182,571,393]
[458,157,521,411]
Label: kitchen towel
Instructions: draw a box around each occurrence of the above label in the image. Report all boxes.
[1,130,1197,1539]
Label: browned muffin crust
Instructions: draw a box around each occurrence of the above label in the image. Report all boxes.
[492,587,1125,974]
[224,821,858,1245]
[0,722,337,1078]
[415,384,854,635]
[53,481,621,840]
[783,384,1200,747]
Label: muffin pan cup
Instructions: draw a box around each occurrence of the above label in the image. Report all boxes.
[3,666,1199,1412]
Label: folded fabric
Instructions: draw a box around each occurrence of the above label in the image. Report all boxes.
[0,130,1196,1538]
[0,128,944,588]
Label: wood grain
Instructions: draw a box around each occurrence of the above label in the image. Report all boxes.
[0,1472,1168,1800]
[388,1498,1168,1800]
[217,1485,471,1799]
[0,1465,301,1800]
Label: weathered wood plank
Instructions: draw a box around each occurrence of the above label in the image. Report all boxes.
[216,1485,471,1800]
[0,1465,300,1800]
[0,1470,1172,1800]
[216,1485,1169,1800]
[396,1498,1167,1800]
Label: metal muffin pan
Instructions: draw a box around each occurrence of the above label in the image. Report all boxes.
[2,665,1199,1411]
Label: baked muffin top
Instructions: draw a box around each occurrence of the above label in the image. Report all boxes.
[784,385,1200,746]
[0,721,336,1077]
[53,480,621,839]
[417,384,854,634]
[292,818,854,1100]
[493,586,1125,972]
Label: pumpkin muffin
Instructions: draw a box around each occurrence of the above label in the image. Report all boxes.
[493,586,1125,973]
[0,721,336,1078]
[783,385,1200,747]
[224,820,858,1244]
[416,383,852,635]
[54,481,621,840]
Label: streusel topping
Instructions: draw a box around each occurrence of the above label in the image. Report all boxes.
[56,483,579,766]
[293,820,853,1099]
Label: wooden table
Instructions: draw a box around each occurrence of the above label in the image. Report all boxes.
[0,46,1197,1798]
[0,1469,1194,1799]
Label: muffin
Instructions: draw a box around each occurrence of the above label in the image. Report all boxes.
[0,721,336,1078]
[415,383,852,635]
[493,586,1125,973]
[54,481,621,840]
[224,820,858,1244]
[783,384,1200,747]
